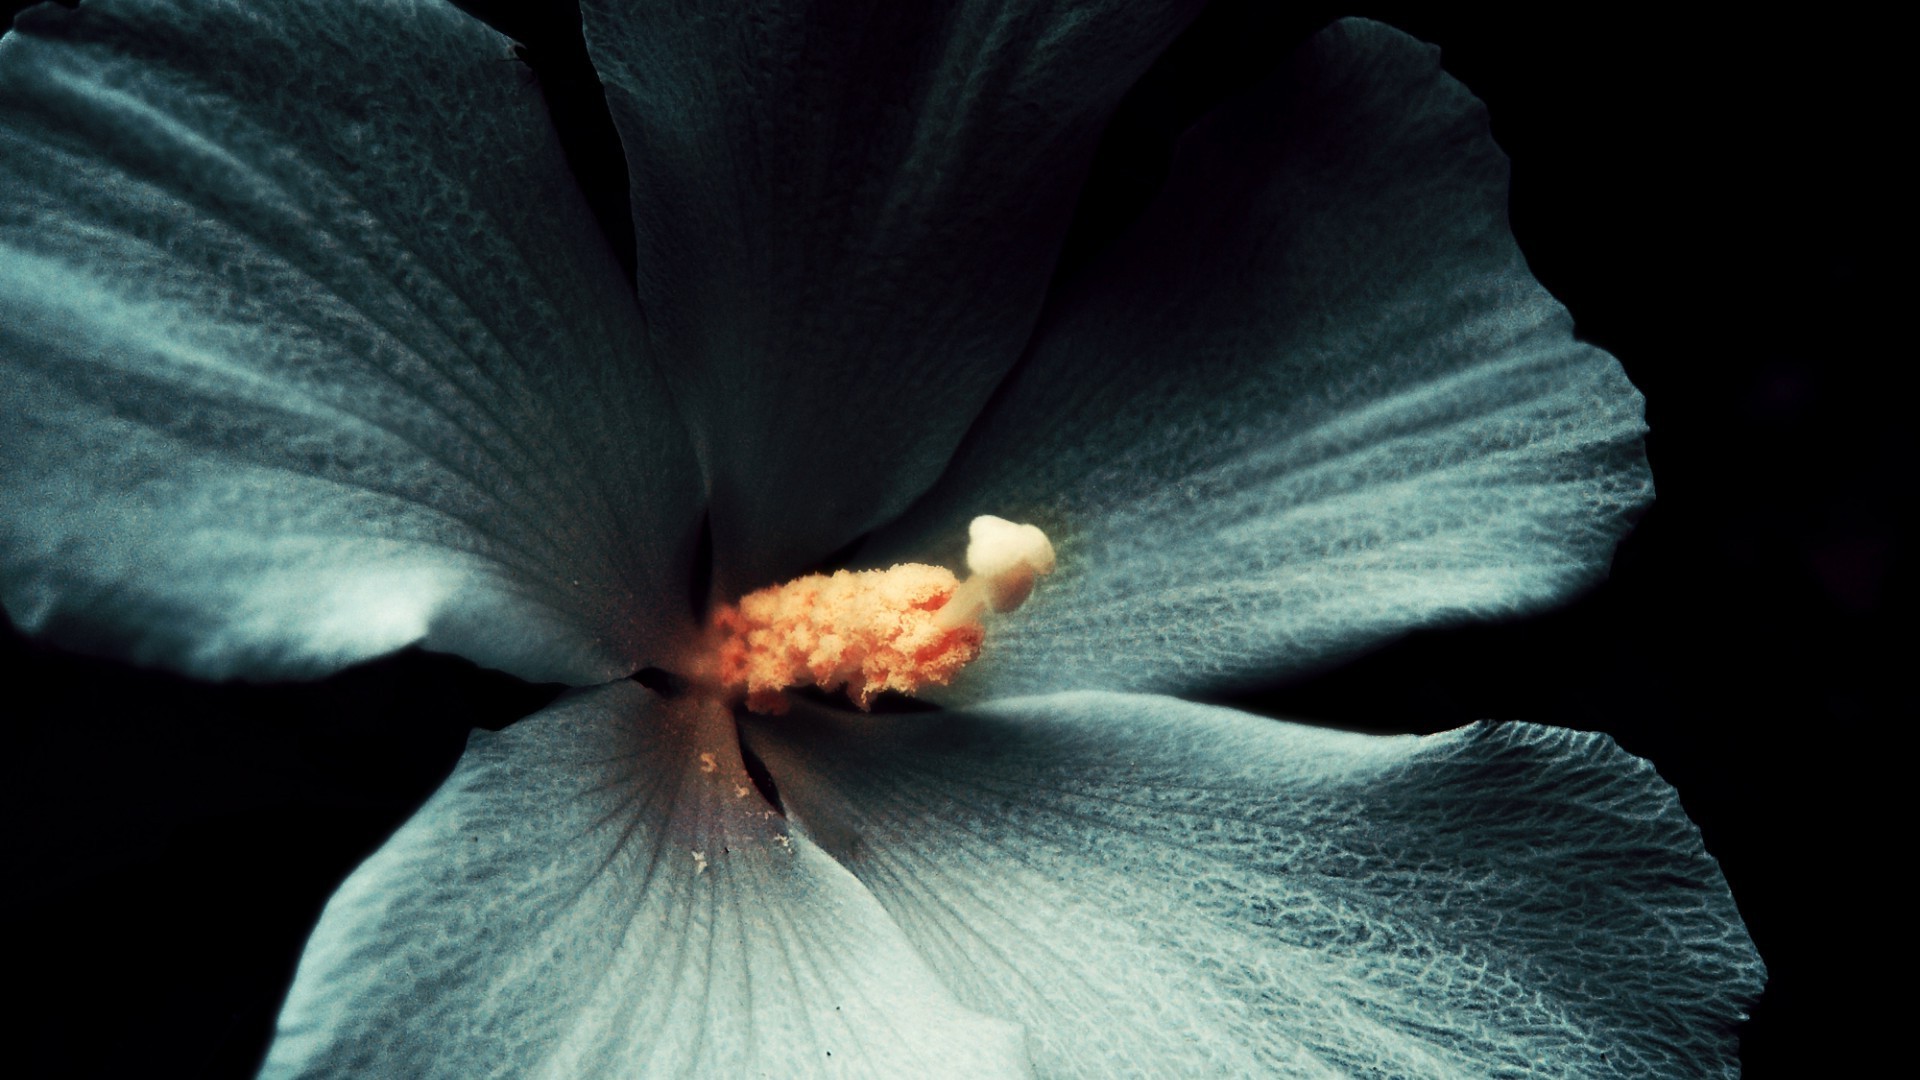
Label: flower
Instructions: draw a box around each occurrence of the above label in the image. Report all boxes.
[0,0,1763,1076]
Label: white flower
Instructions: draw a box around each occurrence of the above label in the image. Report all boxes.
[0,1,1761,1075]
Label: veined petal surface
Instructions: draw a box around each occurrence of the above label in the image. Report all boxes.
[579,0,1203,590]
[745,692,1763,1077]
[866,19,1653,700]
[0,0,701,683]
[265,682,1031,1079]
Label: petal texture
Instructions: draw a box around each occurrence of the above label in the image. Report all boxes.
[746,692,1763,1078]
[0,0,701,683]
[266,682,1031,1079]
[865,19,1653,700]
[580,0,1203,589]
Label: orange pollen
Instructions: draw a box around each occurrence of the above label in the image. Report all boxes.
[707,516,1056,715]
[712,564,983,714]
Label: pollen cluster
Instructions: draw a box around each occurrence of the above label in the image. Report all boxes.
[709,516,1056,715]
[712,564,984,714]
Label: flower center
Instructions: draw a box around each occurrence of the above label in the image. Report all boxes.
[707,516,1054,714]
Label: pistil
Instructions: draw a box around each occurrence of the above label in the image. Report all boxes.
[708,516,1054,714]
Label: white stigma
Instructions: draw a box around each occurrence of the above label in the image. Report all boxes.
[957,515,1056,617]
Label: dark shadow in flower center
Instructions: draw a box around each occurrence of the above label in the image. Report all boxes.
[789,685,942,715]
[687,510,714,624]
[736,733,785,817]
[628,666,684,697]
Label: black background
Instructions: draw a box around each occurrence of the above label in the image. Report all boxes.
[3,3,1894,1075]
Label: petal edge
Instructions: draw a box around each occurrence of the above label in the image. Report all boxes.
[747,691,1763,1077]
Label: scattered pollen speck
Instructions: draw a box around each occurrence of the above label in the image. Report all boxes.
[698,751,718,773]
[735,784,752,799]
[709,516,1055,714]
[690,850,708,874]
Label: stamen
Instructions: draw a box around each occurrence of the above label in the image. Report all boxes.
[710,516,1054,714]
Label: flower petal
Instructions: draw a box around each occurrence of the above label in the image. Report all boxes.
[265,682,1031,1078]
[863,19,1652,700]
[0,0,702,683]
[578,0,1204,590]
[745,692,1763,1077]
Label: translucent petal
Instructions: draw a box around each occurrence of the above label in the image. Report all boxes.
[745,692,1763,1078]
[265,682,1031,1078]
[0,0,702,683]
[863,19,1653,700]
[578,0,1203,590]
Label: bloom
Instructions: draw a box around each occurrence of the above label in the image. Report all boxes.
[0,0,1763,1075]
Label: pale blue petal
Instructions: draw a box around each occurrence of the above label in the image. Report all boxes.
[745,693,1763,1078]
[266,682,1031,1078]
[0,0,702,683]
[579,0,1204,591]
[863,19,1652,701]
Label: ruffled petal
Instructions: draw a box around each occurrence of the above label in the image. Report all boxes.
[745,692,1763,1077]
[0,0,702,683]
[863,19,1652,700]
[265,682,1031,1078]
[579,0,1203,590]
